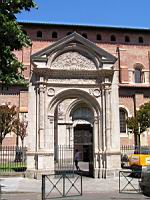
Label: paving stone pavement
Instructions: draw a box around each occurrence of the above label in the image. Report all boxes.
[0,176,149,200]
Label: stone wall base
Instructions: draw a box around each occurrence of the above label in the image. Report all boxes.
[94,168,121,178]
[25,169,55,179]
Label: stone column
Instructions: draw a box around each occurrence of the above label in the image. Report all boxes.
[101,86,106,151]
[105,85,111,150]
[48,115,55,150]
[66,125,74,147]
[69,125,74,147]
[39,84,46,149]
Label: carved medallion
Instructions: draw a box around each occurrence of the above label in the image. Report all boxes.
[47,88,55,96]
[93,89,101,97]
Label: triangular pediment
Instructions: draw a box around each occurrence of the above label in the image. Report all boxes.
[31,32,117,70]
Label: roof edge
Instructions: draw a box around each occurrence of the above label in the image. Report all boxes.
[18,20,150,32]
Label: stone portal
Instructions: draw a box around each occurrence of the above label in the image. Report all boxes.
[26,32,120,178]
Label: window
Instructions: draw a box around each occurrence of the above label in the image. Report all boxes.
[139,36,143,43]
[120,109,127,133]
[110,35,116,42]
[125,36,130,42]
[67,32,72,36]
[97,34,102,41]
[72,107,93,122]
[52,31,58,39]
[37,31,42,38]
[82,33,87,38]
[135,68,142,83]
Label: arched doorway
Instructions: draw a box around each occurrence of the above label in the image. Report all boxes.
[71,106,94,177]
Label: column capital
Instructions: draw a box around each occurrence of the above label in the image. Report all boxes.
[48,115,54,123]
[39,84,47,93]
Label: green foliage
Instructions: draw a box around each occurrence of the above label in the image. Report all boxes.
[127,101,150,134]
[0,104,18,145]
[0,0,36,85]
[126,116,138,134]
[137,102,150,133]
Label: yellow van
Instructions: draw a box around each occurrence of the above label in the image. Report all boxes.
[128,148,150,169]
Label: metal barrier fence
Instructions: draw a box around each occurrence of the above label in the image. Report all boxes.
[119,170,141,193]
[0,146,27,172]
[42,173,82,199]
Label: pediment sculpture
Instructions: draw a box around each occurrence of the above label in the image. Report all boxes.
[50,52,96,71]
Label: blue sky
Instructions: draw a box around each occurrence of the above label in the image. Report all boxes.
[17,0,150,28]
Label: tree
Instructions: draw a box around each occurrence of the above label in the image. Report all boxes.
[0,104,18,147]
[127,101,150,146]
[0,0,36,85]
[14,118,28,148]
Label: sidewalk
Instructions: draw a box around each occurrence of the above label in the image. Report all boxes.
[0,176,148,200]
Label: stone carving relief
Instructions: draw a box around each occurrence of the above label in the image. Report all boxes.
[47,88,55,96]
[47,78,97,85]
[58,103,64,116]
[51,52,96,70]
[89,89,101,98]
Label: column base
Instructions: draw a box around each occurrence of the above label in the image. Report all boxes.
[26,151,54,172]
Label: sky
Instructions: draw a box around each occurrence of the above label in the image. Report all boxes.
[17,0,150,29]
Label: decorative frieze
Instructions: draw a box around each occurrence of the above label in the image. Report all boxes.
[47,78,97,85]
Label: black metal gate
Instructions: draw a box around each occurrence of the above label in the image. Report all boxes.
[54,145,74,174]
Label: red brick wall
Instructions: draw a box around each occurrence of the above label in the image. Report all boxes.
[2,24,150,146]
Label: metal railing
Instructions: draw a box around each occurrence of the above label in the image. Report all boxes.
[0,146,27,172]
[120,145,150,168]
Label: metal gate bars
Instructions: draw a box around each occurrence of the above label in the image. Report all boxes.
[42,173,82,199]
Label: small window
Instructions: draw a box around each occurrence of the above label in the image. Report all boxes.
[82,33,87,38]
[97,34,101,41]
[67,32,72,36]
[37,31,42,38]
[125,36,130,42]
[120,109,127,133]
[110,35,116,42]
[52,31,58,39]
[135,67,142,83]
[139,36,143,43]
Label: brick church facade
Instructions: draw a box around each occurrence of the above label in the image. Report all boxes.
[1,22,150,177]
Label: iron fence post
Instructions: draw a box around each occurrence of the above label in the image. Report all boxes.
[81,173,83,195]
[119,171,121,193]
[42,175,45,200]
[63,173,65,197]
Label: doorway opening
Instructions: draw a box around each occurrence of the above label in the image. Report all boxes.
[74,124,94,177]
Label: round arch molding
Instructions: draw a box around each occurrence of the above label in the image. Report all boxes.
[48,88,101,117]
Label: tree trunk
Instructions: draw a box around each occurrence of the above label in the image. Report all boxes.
[134,133,140,152]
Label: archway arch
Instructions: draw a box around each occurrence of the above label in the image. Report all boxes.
[49,89,100,177]
[48,89,101,116]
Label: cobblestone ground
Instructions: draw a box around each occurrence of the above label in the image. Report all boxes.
[1,192,149,200]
